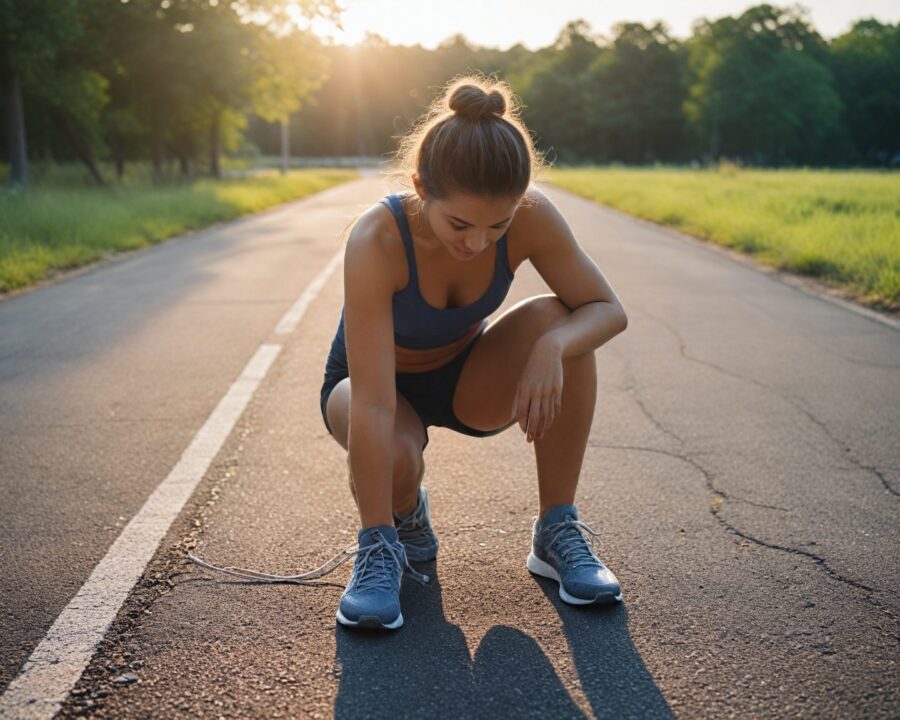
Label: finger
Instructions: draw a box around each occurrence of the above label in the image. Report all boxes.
[538,394,554,438]
[539,392,562,439]
[527,396,542,443]
[516,393,530,433]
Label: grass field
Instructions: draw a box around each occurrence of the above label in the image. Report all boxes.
[545,166,900,311]
[0,167,357,294]
[3,163,897,310]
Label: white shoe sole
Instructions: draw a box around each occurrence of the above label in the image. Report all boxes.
[336,607,404,629]
[527,552,623,605]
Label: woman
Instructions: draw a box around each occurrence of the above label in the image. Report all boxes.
[319,75,629,630]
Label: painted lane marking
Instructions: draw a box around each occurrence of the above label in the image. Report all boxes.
[0,248,343,718]
[276,250,343,335]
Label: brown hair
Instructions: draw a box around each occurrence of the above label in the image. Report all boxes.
[387,72,548,202]
[338,72,548,244]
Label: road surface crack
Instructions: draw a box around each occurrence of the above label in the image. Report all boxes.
[592,441,882,595]
[633,306,900,498]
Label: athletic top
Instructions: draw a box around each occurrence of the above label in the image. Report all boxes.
[332,191,515,372]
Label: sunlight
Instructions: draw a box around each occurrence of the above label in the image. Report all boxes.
[297,0,900,48]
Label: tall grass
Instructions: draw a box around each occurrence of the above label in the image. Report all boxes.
[546,166,900,310]
[0,167,357,293]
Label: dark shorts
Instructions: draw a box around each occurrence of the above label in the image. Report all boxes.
[319,324,511,451]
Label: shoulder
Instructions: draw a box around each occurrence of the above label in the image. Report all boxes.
[506,185,573,267]
[513,185,568,240]
[343,199,406,292]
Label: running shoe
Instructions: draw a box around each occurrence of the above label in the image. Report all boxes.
[527,504,622,605]
[393,486,440,562]
[336,524,429,629]
[186,522,430,631]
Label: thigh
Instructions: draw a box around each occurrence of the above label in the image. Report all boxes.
[452,294,571,431]
[325,376,429,452]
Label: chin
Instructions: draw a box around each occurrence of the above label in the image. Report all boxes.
[452,245,479,260]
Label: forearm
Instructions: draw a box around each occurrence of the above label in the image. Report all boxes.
[539,300,628,359]
[347,400,396,525]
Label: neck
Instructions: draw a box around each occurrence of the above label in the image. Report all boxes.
[404,196,439,245]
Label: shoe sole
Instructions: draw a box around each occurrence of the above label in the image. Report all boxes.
[336,608,404,629]
[527,552,623,605]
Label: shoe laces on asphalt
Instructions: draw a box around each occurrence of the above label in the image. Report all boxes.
[540,516,604,571]
[186,531,430,587]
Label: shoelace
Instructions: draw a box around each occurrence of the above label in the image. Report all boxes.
[186,532,430,587]
[540,517,604,570]
[351,532,426,592]
[393,497,429,540]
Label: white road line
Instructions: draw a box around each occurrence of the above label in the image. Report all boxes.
[276,250,343,335]
[0,248,344,719]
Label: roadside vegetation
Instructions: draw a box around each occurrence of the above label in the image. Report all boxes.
[0,166,356,294]
[546,166,900,310]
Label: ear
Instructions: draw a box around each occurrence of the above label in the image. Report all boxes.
[411,173,428,201]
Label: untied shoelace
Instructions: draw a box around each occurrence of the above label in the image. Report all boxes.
[187,531,430,588]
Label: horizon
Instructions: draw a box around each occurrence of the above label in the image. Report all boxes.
[294,0,900,49]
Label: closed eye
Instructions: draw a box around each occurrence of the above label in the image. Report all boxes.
[451,221,509,231]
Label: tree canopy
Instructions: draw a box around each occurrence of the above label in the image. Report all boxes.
[2,2,897,187]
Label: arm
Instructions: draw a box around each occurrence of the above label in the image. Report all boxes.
[343,218,398,524]
[514,188,628,440]
[525,187,628,355]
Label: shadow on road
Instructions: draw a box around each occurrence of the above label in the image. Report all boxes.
[333,565,672,719]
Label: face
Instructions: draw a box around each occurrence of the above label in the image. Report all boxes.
[412,175,523,262]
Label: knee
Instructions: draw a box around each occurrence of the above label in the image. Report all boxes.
[563,351,597,382]
[392,435,423,487]
[527,295,571,328]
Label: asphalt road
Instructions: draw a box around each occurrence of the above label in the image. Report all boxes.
[1,174,898,718]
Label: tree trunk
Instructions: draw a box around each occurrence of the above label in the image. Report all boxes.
[710,99,720,162]
[151,111,165,183]
[55,109,104,186]
[280,115,289,175]
[111,133,125,181]
[178,151,191,179]
[209,110,221,179]
[6,73,28,188]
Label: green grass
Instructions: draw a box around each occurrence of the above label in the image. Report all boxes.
[545,166,900,310]
[0,167,357,293]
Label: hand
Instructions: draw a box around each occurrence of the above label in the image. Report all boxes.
[512,337,563,443]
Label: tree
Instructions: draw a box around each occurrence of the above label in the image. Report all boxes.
[1,0,341,186]
[586,22,689,163]
[684,4,841,165]
[830,19,900,164]
[521,20,604,163]
[0,0,96,187]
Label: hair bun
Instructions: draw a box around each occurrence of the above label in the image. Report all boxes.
[449,85,506,121]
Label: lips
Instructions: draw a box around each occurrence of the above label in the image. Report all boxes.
[453,244,477,257]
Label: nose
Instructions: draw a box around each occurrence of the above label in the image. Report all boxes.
[464,230,489,252]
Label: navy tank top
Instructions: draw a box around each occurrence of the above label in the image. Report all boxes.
[333,191,515,354]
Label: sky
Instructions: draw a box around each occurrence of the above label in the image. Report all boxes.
[294,0,899,48]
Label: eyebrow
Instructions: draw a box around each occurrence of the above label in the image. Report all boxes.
[447,214,513,227]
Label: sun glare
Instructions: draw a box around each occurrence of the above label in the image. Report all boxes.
[294,0,899,48]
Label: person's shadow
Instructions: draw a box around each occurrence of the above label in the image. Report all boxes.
[334,564,673,719]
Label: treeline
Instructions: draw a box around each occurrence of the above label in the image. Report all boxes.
[1,0,341,187]
[2,2,898,189]
[266,7,899,167]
